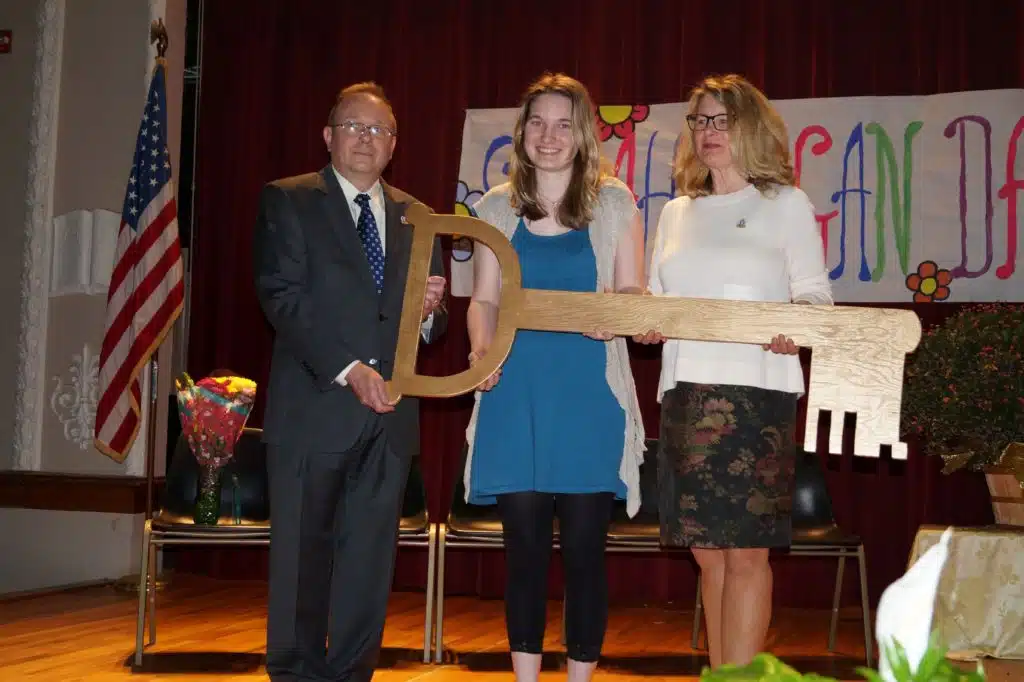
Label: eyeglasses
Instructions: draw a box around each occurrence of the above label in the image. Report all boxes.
[331,120,396,139]
[685,114,731,131]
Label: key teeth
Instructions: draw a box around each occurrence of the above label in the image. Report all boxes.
[806,407,909,460]
[828,422,844,455]
[803,416,819,454]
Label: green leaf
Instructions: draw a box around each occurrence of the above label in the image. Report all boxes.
[914,632,946,678]
[855,668,884,682]
[698,653,840,681]
[885,638,914,681]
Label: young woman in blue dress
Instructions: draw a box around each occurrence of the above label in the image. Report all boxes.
[464,72,648,682]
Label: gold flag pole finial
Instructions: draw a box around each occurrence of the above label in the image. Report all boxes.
[150,18,169,61]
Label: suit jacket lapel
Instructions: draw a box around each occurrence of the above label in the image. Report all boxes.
[316,165,378,294]
[380,182,411,308]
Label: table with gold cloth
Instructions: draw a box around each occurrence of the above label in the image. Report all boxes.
[908,524,1024,660]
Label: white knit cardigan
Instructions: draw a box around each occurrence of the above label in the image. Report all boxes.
[463,177,647,517]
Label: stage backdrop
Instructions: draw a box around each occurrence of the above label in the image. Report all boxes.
[449,89,1024,303]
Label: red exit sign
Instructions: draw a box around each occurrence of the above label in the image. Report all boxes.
[0,30,11,54]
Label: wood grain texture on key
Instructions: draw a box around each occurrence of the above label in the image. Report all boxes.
[388,203,923,459]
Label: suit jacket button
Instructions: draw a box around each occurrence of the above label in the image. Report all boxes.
[379,313,387,321]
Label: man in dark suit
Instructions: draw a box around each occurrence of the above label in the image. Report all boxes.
[252,82,447,682]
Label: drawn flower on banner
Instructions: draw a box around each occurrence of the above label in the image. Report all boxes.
[595,105,650,141]
[452,180,483,262]
[905,260,953,303]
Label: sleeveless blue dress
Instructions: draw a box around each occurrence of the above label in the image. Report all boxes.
[468,219,627,505]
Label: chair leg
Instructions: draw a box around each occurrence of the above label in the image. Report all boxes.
[423,525,437,664]
[691,572,703,650]
[857,545,873,665]
[148,541,158,645]
[828,553,847,652]
[433,526,447,664]
[133,520,152,667]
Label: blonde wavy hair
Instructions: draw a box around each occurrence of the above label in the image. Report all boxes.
[508,73,608,229]
[673,74,794,198]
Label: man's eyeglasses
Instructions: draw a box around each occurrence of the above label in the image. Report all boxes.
[685,114,731,132]
[331,120,396,139]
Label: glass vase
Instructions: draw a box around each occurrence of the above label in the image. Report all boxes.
[193,462,222,525]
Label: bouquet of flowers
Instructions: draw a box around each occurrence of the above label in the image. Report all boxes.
[176,366,256,466]
[174,371,257,524]
[175,371,257,469]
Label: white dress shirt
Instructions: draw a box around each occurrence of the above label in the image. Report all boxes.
[330,167,434,387]
[648,184,833,400]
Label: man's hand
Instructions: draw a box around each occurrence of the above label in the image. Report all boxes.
[422,276,446,321]
[346,363,395,413]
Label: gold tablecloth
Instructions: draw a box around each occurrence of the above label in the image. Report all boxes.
[908,524,1024,660]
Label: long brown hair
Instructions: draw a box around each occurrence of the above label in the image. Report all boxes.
[508,73,607,229]
[673,74,794,198]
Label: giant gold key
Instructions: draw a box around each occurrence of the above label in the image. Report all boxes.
[387,203,923,460]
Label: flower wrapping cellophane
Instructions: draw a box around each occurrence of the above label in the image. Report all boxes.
[174,372,257,469]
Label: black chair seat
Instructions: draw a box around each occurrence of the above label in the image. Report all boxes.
[151,510,270,534]
[608,509,661,543]
[446,505,663,545]
[447,505,504,539]
[399,510,428,534]
[447,514,663,544]
[792,522,862,547]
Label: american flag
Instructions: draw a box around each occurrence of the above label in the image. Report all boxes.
[94,63,184,462]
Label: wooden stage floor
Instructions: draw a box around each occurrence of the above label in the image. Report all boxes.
[0,574,875,681]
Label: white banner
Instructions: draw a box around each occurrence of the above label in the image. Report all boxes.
[450,89,1024,302]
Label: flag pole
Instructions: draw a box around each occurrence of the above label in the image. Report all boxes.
[113,20,172,595]
[143,17,168,526]
[145,350,159,523]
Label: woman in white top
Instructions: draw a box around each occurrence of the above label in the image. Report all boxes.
[638,74,833,668]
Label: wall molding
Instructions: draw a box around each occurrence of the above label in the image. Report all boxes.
[49,343,99,451]
[0,472,164,514]
[50,209,120,297]
[15,0,66,471]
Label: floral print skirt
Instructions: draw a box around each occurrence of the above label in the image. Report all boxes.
[657,382,799,549]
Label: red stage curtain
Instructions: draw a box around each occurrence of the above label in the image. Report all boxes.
[185,0,1022,608]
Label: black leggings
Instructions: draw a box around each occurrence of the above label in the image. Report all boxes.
[495,491,614,663]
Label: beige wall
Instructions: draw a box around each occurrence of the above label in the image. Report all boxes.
[0,0,188,594]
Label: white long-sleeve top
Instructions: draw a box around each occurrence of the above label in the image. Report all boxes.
[648,183,833,400]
